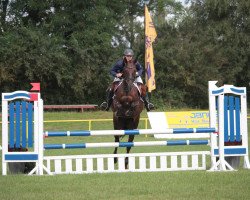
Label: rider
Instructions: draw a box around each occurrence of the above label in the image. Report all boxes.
[100,48,154,111]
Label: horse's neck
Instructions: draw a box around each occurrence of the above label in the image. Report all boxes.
[126,62,133,68]
[123,79,131,94]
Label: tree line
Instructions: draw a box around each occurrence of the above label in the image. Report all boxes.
[0,0,249,108]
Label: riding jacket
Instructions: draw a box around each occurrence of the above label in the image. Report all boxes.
[110,60,143,78]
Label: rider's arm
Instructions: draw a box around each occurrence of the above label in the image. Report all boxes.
[135,62,143,76]
[110,60,123,77]
[110,67,117,77]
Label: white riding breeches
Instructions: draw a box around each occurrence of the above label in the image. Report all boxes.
[113,76,143,84]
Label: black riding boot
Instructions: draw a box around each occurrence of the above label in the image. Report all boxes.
[142,96,154,111]
[100,89,114,111]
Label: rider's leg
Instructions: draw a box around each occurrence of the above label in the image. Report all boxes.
[105,88,114,111]
[100,78,122,111]
[136,79,154,111]
[141,95,154,111]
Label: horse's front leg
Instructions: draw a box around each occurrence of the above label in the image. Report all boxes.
[113,136,120,164]
[125,135,135,169]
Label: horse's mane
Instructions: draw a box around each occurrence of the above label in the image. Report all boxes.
[123,57,137,65]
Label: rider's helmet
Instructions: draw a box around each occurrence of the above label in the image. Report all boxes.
[123,49,134,56]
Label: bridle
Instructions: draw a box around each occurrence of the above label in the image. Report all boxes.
[122,64,136,94]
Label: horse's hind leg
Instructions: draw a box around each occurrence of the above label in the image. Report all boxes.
[113,136,120,164]
[125,135,135,169]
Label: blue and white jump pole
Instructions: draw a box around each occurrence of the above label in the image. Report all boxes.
[45,127,216,137]
[44,140,210,150]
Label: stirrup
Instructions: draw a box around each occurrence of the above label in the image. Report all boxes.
[105,106,110,111]
[148,103,154,109]
[100,102,108,110]
[146,103,154,111]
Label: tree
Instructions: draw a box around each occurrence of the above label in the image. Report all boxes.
[151,0,250,108]
[0,0,128,104]
[1,0,249,107]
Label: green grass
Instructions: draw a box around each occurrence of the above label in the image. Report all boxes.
[0,111,250,200]
[0,171,250,200]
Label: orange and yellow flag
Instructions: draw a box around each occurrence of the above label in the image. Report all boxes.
[145,5,157,92]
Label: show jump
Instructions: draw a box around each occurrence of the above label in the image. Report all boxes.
[1,81,250,175]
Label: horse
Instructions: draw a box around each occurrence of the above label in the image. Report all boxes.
[111,59,144,169]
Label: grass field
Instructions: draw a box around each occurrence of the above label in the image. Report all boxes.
[0,111,250,200]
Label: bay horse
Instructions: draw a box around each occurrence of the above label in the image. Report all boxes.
[111,59,144,169]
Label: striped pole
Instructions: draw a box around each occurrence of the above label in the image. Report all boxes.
[44,139,209,149]
[44,128,216,137]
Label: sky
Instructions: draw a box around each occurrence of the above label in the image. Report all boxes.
[177,0,191,7]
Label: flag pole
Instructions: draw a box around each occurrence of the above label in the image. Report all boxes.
[144,0,150,91]
[144,1,157,93]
